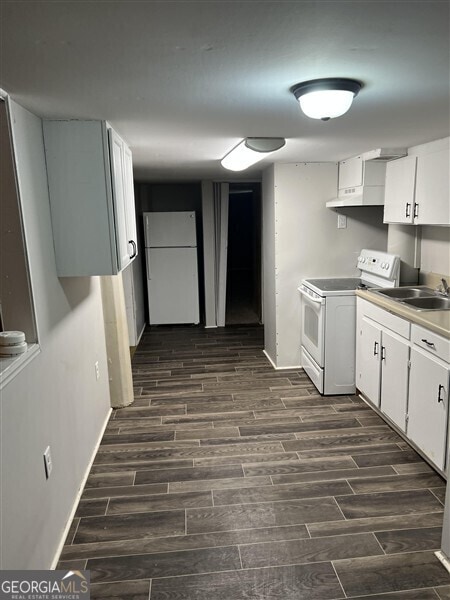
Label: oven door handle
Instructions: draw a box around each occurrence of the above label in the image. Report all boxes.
[298,287,325,305]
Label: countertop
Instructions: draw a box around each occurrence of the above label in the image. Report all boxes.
[356,288,450,339]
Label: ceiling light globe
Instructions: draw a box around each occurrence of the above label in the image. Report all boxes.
[299,89,356,120]
[292,78,362,121]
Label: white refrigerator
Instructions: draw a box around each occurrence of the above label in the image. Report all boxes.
[144,211,200,325]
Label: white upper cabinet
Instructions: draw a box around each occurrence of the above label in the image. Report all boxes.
[338,156,364,189]
[414,147,450,225]
[330,155,387,207]
[123,144,138,261]
[384,140,450,226]
[108,128,131,272]
[383,156,417,224]
[43,120,137,276]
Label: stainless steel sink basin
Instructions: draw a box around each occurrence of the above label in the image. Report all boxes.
[371,286,450,310]
[376,287,435,299]
[402,296,450,311]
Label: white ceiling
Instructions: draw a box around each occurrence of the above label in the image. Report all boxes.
[2,1,449,181]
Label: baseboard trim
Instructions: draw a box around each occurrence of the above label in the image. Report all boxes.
[51,407,112,569]
[263,349,301,371]
[136,323,146,345]
[435,550,450,574]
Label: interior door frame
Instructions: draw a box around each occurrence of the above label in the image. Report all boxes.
[215,183,229,327]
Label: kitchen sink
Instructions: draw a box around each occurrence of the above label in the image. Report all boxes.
[402,296,450,311]
[376,287,435,299]
[371,286,450,310]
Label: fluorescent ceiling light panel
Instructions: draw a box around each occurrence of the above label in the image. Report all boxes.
[292,78,362,121]
[221,138,286,171]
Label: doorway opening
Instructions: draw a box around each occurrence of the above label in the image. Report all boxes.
[225,183,262,325]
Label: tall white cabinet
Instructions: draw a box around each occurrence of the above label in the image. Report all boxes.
[43,120,137,276]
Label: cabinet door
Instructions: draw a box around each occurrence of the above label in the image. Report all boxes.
[408,346,449,471]
[122,144,138,260]
[339,156,363,189]
[415,147,450,225]
[356,317,382,407]
[380,329,409,432]
[108,129,130,271]
[383,156,416,224]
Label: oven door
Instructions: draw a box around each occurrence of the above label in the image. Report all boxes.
[299,286,326,367]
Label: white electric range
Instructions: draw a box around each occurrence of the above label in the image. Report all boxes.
[298,249,400,395]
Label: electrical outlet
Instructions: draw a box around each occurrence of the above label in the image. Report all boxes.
[43,446,52,479]
[337,214,347,229]
[95,361,100,380]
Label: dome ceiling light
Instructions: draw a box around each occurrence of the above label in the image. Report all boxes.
[292,78,362,121]
[221,137,286,171]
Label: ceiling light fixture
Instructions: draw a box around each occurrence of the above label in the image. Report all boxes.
[292,78,362,121]
[221,138,286,171]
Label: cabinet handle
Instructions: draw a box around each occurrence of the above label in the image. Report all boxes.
[413,202,419,219]
[405,203,411,218]
[373,341,379,356]
[438,384,445,403]
[381,346,386,361]
[421,338,436,349]
[129,240,137,259]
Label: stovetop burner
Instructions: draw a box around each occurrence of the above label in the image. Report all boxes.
[304,277,361,292]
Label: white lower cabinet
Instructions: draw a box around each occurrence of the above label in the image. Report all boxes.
[407,326,450,472]
[357,317,382,407]
[356,308,409,431]
[379,329,410,432]
[357,298,450,475]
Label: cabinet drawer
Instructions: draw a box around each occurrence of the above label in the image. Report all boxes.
[357,298,410,339]
[411,324,450,363]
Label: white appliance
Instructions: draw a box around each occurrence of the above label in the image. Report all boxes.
[299,249,400,395]
[144,211,200,325]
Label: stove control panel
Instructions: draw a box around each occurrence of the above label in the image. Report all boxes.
[357,249,400,281]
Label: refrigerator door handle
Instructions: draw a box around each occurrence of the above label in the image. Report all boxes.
[146,248,151,280]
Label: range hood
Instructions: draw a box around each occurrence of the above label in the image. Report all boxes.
[361,147,407,161]
[327,148,407,208]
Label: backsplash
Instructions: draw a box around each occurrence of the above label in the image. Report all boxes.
[419,271,450,289]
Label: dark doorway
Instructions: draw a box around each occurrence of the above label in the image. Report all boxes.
[225,183,262,325]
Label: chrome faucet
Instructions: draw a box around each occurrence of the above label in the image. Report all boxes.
[436,278,449,297]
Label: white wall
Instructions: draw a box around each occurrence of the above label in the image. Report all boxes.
[123,258,146,346]
[420,226,450,276]
[264,162,389,368]
[0,100,111,568]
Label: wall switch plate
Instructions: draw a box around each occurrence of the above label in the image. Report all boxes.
[337,214,347,229]
[43,446,52,479]
[95,361,100,380]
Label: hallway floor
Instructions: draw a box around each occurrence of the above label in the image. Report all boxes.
[58,326,450,599]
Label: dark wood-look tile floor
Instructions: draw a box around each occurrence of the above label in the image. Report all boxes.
[58,325,450,599]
